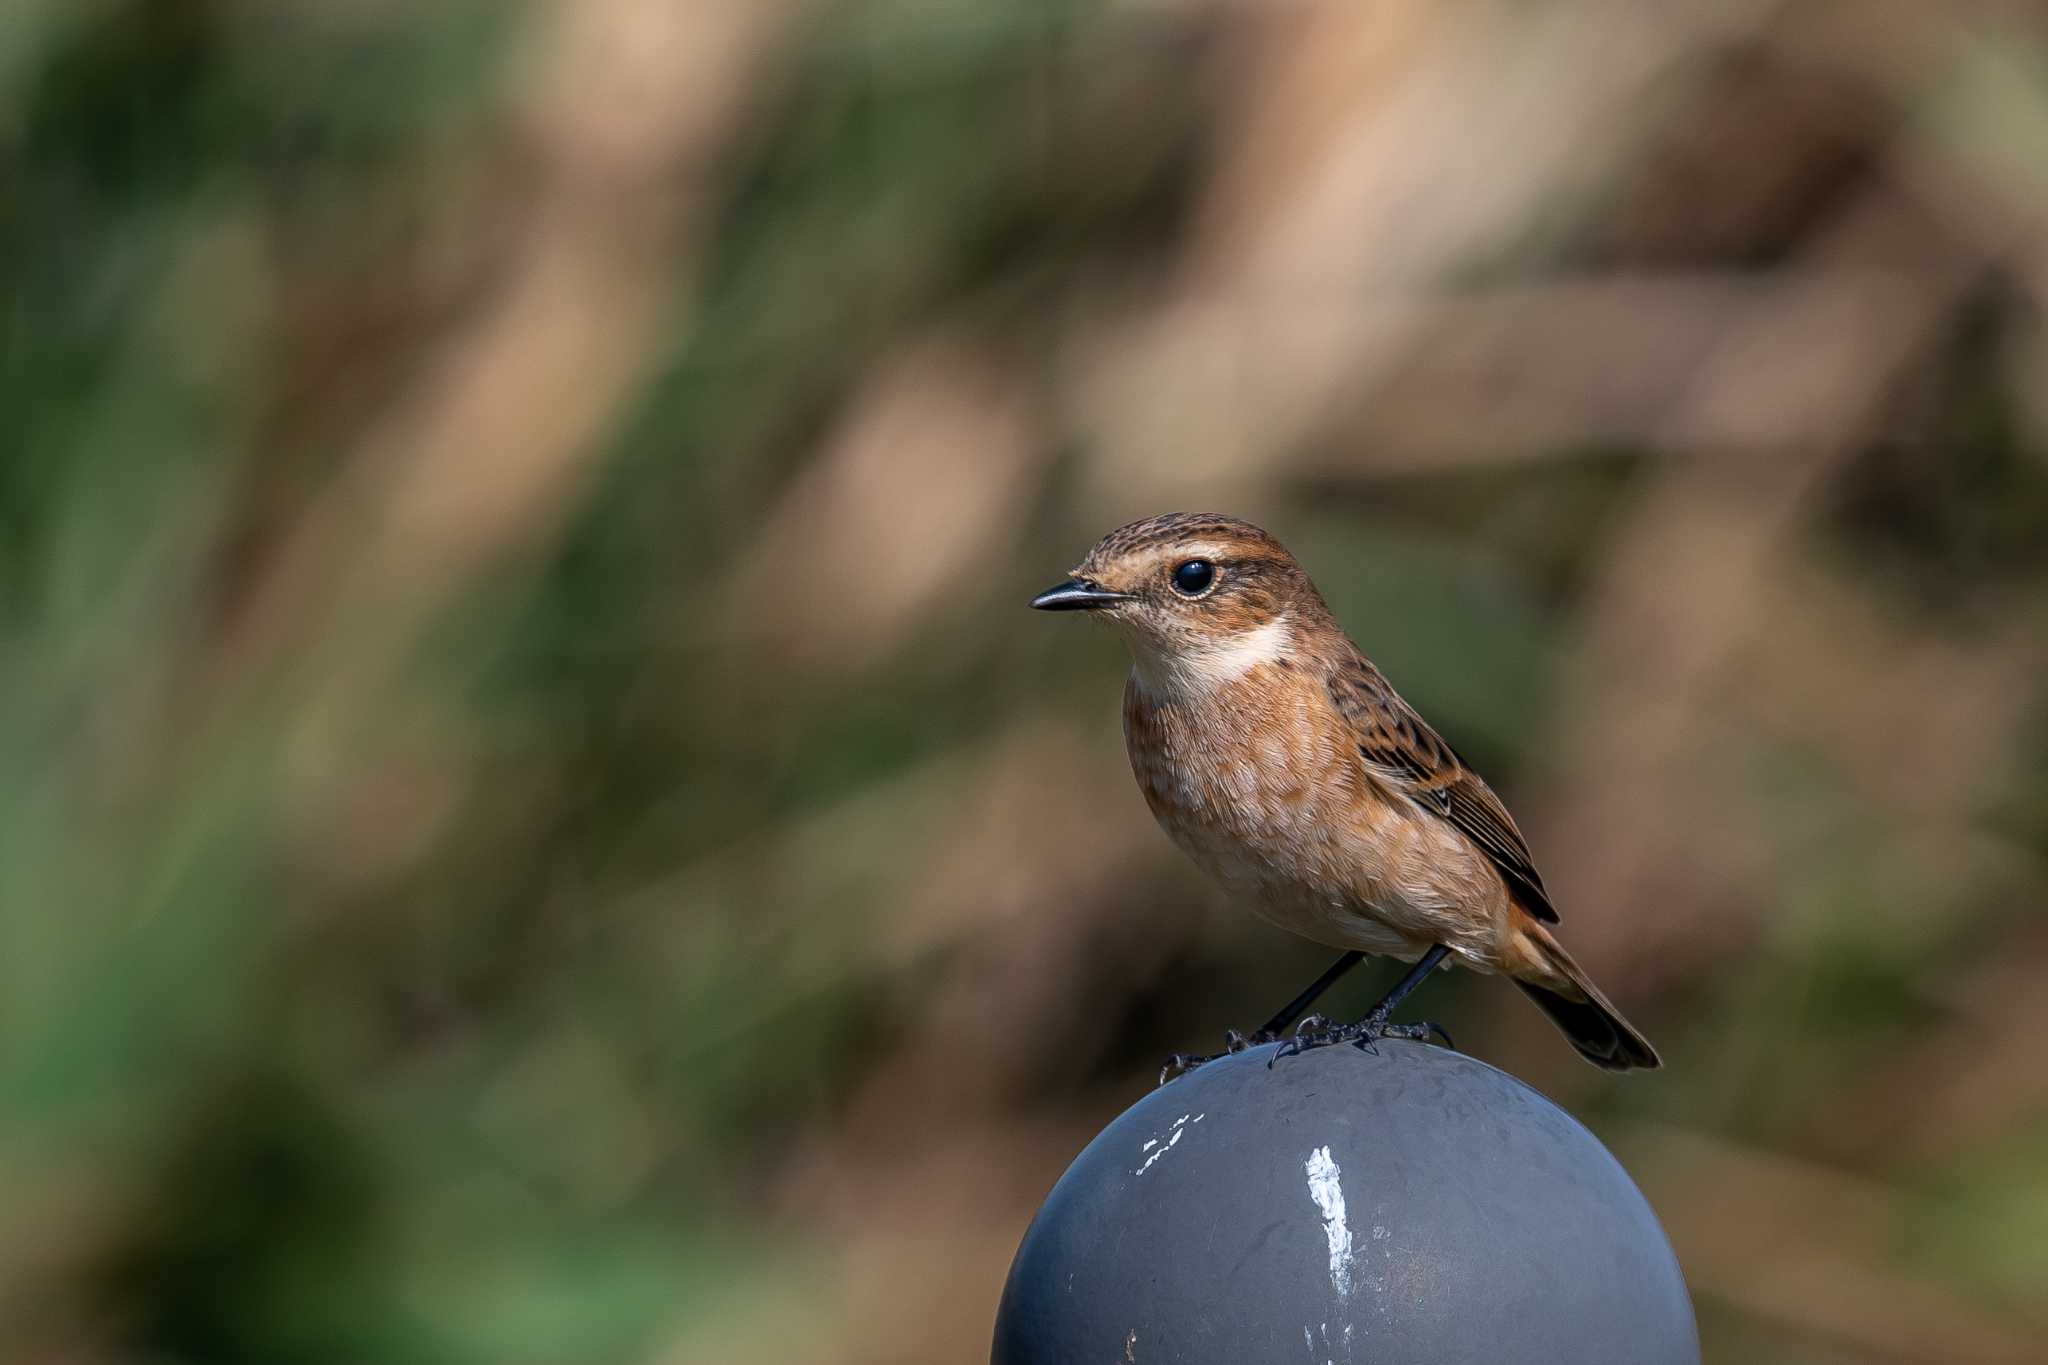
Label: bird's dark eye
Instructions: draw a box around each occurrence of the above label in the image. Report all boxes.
[1171,560,1215,596]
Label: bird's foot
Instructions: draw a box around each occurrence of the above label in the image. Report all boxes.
[1270,1012,1454,1065]
[1158,1027,1287,1084]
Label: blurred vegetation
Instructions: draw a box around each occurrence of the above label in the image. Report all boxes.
[2,2,2046,1362]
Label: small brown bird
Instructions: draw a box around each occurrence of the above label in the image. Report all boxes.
[1032,513,1658,1075]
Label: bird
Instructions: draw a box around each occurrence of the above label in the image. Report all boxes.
[1030,512,1659,1076]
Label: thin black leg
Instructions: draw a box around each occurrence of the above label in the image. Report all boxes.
[1364,943,1450,1023]
[1158,949,1369,1085]
[1271,943,1457,1065]
[1256,950,1366,1036]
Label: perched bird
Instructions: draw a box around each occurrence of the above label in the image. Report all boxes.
[1031,513,1659,1075]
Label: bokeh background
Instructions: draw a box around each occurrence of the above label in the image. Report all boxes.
[4,1,2046,1361]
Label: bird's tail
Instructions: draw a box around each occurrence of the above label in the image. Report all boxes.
[1512,922,1660,1072]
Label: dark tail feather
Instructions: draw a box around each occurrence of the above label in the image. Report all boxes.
[1511,919,1661,1071]
[1516,977,1662,1073]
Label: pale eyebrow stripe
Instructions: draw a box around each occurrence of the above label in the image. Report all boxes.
[1172,542,1231,562]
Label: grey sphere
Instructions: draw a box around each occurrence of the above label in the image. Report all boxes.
[992,1039,1697,1365]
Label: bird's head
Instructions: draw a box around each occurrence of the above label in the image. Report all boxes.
[1031,513,1328,694]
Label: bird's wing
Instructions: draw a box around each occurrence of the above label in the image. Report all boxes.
[1326,658,1559,924]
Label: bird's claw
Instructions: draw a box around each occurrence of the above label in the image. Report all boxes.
[1380,1020,1455,1049]
[1267,1014,1334,1066]
[1269,1014,1455,1066]
[1161,1025,1294,1083]
[1172,1010,1454,1080]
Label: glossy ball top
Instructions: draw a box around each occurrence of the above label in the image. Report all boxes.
[991,1039,1697,1365]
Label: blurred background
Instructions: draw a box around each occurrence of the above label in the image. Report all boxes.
[3,1,2046,1361]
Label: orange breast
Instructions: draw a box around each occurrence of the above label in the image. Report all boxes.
[1122,665,1513,962]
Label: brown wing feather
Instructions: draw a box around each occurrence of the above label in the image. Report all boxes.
[1326,658,1559,924]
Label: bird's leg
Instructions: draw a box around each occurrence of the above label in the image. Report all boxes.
[1253,950,1366,1038]
[1274,944,1456,1063]
[1158,951,1365,1084]
[1360,943,1449,1023]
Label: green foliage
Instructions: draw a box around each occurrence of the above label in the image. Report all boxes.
[3,3,2046,1363]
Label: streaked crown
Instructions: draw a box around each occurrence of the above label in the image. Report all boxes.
[1079,513,1313,613]
[1041,514,1333,690]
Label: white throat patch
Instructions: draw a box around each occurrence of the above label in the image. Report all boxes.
[1130,614,1294,698]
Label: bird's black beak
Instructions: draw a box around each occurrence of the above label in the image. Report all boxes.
[1029,578,1133,611]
